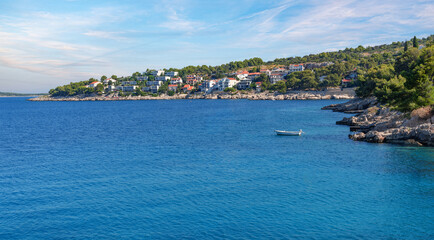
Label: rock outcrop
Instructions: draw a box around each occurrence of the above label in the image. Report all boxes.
[29,90,355,102]
[323,99,434,146]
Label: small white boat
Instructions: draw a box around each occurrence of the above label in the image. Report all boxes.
[275,129,303,136]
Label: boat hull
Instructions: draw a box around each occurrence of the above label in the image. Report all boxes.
[275,130,301,136]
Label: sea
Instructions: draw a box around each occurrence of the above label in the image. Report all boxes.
[0,97,433,239]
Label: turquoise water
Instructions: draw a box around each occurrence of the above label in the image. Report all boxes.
[0,97,433,239]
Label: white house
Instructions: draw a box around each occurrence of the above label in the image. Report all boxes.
[200,80,217,93]
[122,81,137,86]
[150,85,160,93]
[170,77,183,85]
[247,72,261,81]
[288,64,304,73]
[115,86,137,92]
[156,76,171,81]
[186,75,203,85]
[260,69,271,76]
[137,76,148,81]
[271,68,289,77]
[147,81,163,86]
[217,78,238,91]
[151,70,165,76]
[237,79,253,90]
[236,70,249,80]
[168,84,178,92]
[89,81,102,88]
[165,71,179,77]
[103,78,116,85]
[107,85,117,92]
[122,86,137,92]
[270,74,284,84]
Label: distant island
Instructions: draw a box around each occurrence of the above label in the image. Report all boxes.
[1,92,45,97]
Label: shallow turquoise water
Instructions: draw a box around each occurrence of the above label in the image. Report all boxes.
[0,97,433,239]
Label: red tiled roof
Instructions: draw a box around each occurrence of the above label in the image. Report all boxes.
[228,78,236,80]
[168,84,178,87]
[90,81,100,84]
[342,79,352,83]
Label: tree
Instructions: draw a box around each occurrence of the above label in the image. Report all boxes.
[108,80,113,86]
[224,87,236,92]
[111,75,118,80]
[272,81,287,93]
[412,36,418,48]
[404,41,409,51]
[100,75,107,81]
[95,83,104,93]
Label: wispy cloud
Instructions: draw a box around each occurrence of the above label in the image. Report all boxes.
[0,0,433,92]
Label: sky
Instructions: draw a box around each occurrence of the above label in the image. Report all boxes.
[0,0,433,93]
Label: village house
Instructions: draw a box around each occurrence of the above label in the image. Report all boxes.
[156,76,171,81]
[170,77,183,85]
[165,71,179,77]
[182,84,193,93]
[147,81,163,86]
[270,74,284,84]
[122,81,137,86]
[151,70,165,76]
[235,70,249,80]
[260,69,271,76]
[107,85,117,92]
[103,78,116,85]
[217,78,238,91]
[255,82,262,92]
[150,85,160,93]
[200,80,217,93]
[122,86,137,92]
[237,79,253,90]
[288,64,305,73]
[168,84,178,92]
[137,76,148,81]
[89,81,102,88]
[342,78,352,87]
[186,75,203,85]
[247,72,261,81]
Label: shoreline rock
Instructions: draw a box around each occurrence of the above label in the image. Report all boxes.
[323,98,434,146]
[28,90,355,102]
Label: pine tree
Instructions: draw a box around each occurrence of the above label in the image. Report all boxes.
[404,41,409,51]
[412,36,418,48]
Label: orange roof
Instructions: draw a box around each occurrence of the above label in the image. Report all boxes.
[90,81,100,84]
[342,79,352,83]
[168,84,178,87]
[228,78,236,80]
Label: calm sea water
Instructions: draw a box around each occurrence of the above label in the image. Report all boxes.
[0,97,433,239]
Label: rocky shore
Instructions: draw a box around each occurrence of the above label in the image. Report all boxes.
[323,98,434,146]
[28,89,355,102]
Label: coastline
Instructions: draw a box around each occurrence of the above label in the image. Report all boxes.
[28,89,355,101]
[323,98,434,146]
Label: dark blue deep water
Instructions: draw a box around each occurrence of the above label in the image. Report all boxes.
[0,97,433,239]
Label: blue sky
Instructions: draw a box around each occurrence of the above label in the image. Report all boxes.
[0,0,433,92]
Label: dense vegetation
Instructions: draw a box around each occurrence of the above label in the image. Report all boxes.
[356,44,434,111]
